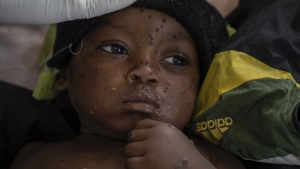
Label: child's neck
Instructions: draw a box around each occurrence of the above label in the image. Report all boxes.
[77,131,128,149]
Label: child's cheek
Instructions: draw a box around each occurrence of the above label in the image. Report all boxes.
[68,63,118,106]
[160,78,198,129]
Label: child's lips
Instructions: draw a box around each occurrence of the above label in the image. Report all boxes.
[122,91,160,113]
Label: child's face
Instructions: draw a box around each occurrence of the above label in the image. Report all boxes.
[62,7,200,139]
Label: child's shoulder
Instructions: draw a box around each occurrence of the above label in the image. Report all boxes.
[10,134,128,169]
[9,140,75,169]
[9,141,52,169]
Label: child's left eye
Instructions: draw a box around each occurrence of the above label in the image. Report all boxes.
[163,55,189,66]
[101,44,128,55]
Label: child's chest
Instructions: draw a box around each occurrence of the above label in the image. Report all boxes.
[28,136,129,169]
[36,145,127,169]
[47,149,127,169]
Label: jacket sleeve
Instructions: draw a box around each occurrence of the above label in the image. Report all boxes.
[190,0,300,165]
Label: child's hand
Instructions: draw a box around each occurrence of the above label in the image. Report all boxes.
[125,119,216,169]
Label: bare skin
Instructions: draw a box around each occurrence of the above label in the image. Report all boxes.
[206,0,240,17]
[10,7,245,169]
[10,120,245,169]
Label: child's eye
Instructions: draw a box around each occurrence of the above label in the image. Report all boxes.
[101,44,128,55]
[163,55,189,66]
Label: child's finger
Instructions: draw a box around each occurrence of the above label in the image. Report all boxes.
[131,118,157,130]
[126,156,146,169]
[127,128,150,143]
[125,142,146,157]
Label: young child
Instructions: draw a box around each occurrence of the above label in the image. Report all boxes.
[9,0,246,168]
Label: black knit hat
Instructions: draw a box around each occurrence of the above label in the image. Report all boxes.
[47,0,228,85]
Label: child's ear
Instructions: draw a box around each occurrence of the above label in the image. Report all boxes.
[53,68,68,92]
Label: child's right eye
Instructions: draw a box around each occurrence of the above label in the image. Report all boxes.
[100,44,128,55]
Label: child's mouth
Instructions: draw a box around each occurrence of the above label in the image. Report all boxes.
[121,91,161,114]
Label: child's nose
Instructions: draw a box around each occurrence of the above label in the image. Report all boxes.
[126,61,158,86]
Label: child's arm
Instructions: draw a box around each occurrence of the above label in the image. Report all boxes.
[125,119,245,169]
